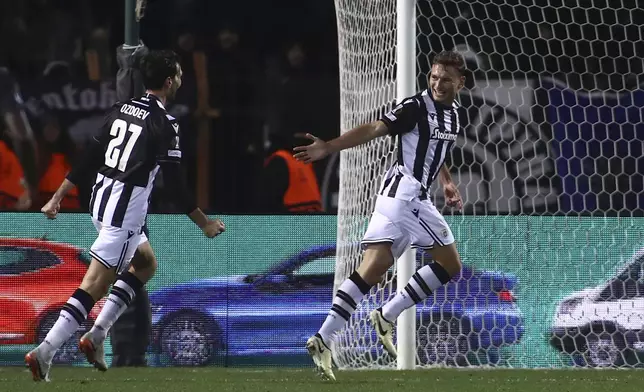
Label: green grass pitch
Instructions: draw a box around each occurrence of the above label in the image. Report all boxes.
[1,367,643,392]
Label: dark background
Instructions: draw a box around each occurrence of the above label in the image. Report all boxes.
[0,0,642,216]
[0,0,341,214]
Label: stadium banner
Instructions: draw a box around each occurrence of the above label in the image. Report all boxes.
[0,213,643,368]
[542,77,644,215]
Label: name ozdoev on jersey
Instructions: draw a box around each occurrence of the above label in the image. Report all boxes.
[27,50,224,382]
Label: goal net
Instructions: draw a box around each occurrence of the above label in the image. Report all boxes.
[333,0,644,369]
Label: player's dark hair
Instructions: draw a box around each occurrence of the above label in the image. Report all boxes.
[432,50,466,76]
[139,50,180,90]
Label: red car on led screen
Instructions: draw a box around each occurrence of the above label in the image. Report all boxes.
[0,238,105,363]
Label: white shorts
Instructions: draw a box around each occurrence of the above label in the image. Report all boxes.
[90,218,149,274]
[361,195,455,258]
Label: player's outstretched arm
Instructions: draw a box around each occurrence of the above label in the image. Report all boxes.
[41,179,75,219]
[293,120,389,163]
[188,208,225,238]
[439,164,462,211]
[158,160,225,238]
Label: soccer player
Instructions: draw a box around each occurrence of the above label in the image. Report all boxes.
[25,50,225,381]
[294,50,466,380]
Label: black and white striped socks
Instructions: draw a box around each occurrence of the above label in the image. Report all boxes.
[381,262,451,323]
[90,271,144,343]
[317,271,372,345]
[40,288,96,362]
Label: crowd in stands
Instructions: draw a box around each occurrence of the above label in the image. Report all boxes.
[0,0,340,214]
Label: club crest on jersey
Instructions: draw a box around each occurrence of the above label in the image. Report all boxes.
[430,127,458,141]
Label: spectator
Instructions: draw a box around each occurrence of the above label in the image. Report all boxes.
[264,40,339,188]
[0,66,40,210]
[207,24,260,212]
[257,132,322,213]
[0,139,29,210]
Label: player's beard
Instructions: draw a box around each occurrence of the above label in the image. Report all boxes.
[431,87,454,105]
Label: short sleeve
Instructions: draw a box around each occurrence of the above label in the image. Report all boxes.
[380,97,420,136]
[156,114,182,163]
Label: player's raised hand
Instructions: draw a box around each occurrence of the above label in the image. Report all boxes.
[293,133,329,163]
[202,218,225,238]
[41,198,61,219]
[443,182,463,211]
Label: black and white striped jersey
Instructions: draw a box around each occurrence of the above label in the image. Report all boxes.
[378,89,461,201]
[83,93,182,230]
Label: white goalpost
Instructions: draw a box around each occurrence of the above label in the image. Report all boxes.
[393,0,417,371]
[332,0,418,370]
[333,0,643,370]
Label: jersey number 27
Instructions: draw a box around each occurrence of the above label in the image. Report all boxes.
[105,119,142,172]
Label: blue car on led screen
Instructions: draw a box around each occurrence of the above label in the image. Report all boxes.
[147,245,524,367]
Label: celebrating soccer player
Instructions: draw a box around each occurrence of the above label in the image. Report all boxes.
[25,50,225,382]
[294,50,466,380]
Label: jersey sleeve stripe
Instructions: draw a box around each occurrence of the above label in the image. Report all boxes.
[413,97,431,182]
